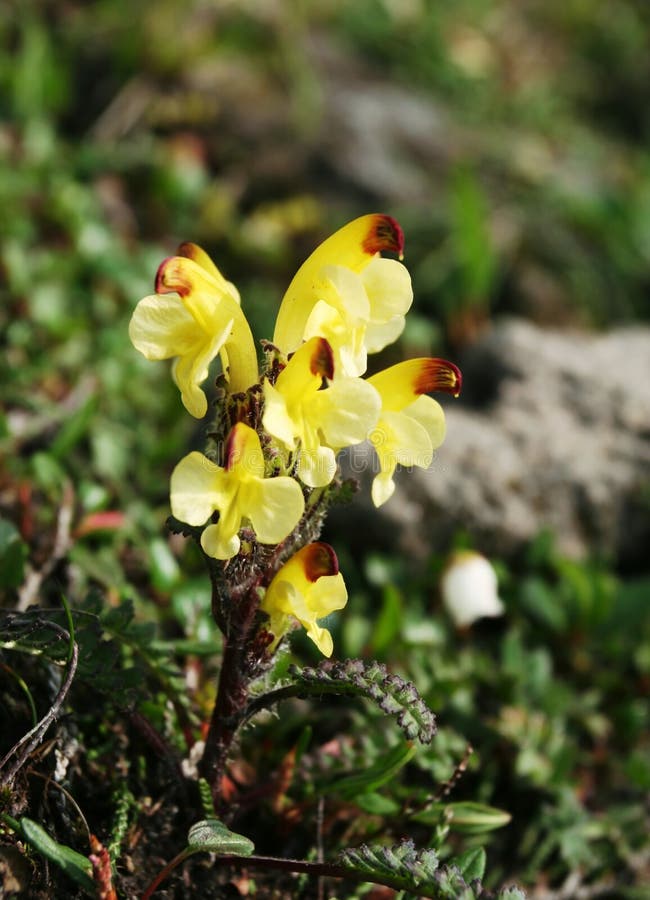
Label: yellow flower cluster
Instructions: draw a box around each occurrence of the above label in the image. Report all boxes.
[130,215,461,655]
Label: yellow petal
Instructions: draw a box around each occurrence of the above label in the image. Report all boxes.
[274,337,334,402]
[240,476,305,544]
[274,214,404,353]
[312,378,380,448]
[262,381,296,449]
[302,299,367,377]
[371,471,396,508]
[305,623,333,657]
[224,423,265,480]
[361,256,413,321]
[307,572,348,617]
[129,294,198,360]
[171,320,234,418]
[200,523,241,560]
[170,451,231,526]
[319,265,371,322]
[364,316,406,354]
[297,444,337,488]
[372,410,434,468]
[369,409,434,508]
[404,395,446,451]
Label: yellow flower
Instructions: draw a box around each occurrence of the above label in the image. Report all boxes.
[260,543,347,657]
[273,215,412,377]
[170,422,304,560]
[262,337,381,487]
[129,243,258,418]
[367,358,462,507]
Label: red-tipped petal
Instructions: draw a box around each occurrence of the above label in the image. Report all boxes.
[414,358,462,398]
[274,214,406,352]
[308,337,335,380]
[223,422,265,478]
[368,357,463,410]
[154,257,179,295]
[300,542,339,582]
[362,214,404,259]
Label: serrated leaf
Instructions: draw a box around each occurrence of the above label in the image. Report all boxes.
[289,659,436,744]
[20,817,94,893]
[339,840,525,898]
[187,819,254,856]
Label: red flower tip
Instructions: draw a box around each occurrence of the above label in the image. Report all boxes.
[155,257,188,296]
[309,338,335,380]
[362,215,405,259]
[177,241,202,261]
[415,359,463,398]
[303,542,339,581]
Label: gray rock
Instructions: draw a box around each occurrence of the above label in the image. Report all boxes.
[336,319,650,566]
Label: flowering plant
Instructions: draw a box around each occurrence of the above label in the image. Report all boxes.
[130,213,462,817]
[130,215,462,807]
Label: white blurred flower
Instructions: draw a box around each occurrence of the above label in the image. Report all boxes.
[440,551,505,628]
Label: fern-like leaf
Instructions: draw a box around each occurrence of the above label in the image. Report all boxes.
[289,659,437,744]
[338,840,526,899]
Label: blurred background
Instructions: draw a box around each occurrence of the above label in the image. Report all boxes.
[1,1,649,896]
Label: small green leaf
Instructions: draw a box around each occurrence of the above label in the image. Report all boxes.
[187,819,254,856]
[0,518,28,589]
[415,801,511,834]
[326,740,416,800]
[149,537,180,592]
[19,818,94,893]
[355,792,401,816]
[454,846,486,881]
[370,584,403,656]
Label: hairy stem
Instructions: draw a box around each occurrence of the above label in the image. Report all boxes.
[198,581,259,805]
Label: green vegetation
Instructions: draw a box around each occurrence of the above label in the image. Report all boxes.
[1,2,648,897]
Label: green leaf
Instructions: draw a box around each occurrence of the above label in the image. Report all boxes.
[0,518,28,589]
[19,818,94,893]
[325,740,416,800]
[355,792,401,816]
[414,801,512,834]
[149,537,180,592]
[187,819,254,856]
[454,847,486,881]
[370,584,403,656]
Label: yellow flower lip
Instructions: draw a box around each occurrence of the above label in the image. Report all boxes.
[302,541,339,580]
[414,359,463,399]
